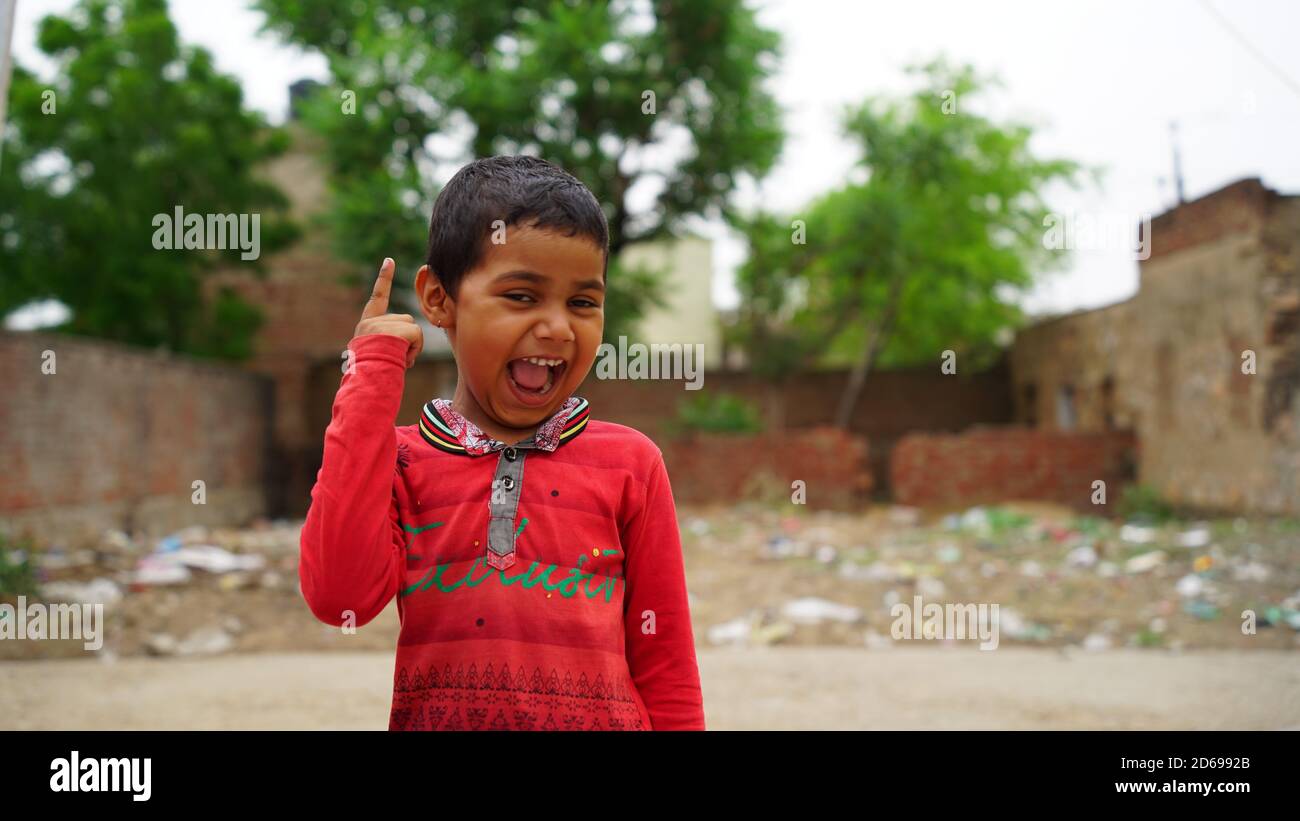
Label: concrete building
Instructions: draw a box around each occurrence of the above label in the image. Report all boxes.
[620,235,723,368]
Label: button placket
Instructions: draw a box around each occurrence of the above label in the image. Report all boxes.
[486,442,531,570]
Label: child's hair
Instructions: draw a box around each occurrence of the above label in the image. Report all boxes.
[425,155,610,300]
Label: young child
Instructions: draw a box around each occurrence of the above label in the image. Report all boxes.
[299,155,706,731]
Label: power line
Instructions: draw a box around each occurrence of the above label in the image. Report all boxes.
[1198,0,1300,103]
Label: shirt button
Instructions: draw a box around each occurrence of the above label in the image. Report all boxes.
[501,476,515,491]
[504,447,518,461]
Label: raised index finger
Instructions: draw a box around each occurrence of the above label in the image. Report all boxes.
[361,258,395,320]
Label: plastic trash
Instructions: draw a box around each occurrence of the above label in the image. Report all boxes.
[171,546,265,574]
[1120,524,1159,545]
[130,556,193,586]
[217,573,254,592]
[41,578,123,606]
[1175,574,1205,598]
[1176,526,1211,549]
[1183,600,1220,621]
[1019,560,1044,578]
[155,535,183,553]
[780,597,862,625]
[146,633,179,656]
[1124,551,1166,574]
[176,626,235,656]
[1082,633,1112,652]
[751,620,795,646]
[706,616,753,646]
[1000,608,1051,642]
[1231,561,1271,583]
[1066,545,1098,567]
[960,507,991,532]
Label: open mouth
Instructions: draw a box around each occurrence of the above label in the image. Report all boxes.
[505,356,568,406]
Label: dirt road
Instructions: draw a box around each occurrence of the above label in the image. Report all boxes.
[2,647,1297,730]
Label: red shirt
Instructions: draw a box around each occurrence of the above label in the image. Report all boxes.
[299,333,706,730]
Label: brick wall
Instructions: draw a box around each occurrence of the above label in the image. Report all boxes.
[660,427,871,509]
[0,332,273,546]
[1142,177,1271,262]
[890,427,1137,511]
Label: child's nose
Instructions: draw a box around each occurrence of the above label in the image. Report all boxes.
[533,306,576,342]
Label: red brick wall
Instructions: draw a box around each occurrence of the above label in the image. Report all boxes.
[577,363,1011,498]
[890,426,1137,510]
[660,427,871,509]
[1143,178,1273,261]
[0,331,273,544]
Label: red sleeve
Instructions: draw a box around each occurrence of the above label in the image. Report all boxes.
[621,452,706,730]
[298,333,409,628]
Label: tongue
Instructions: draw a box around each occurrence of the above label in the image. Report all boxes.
[509,359,549,390]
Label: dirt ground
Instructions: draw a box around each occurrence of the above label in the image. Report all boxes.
[2,646,1297,730]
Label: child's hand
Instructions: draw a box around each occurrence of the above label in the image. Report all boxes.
[353,258,424,369]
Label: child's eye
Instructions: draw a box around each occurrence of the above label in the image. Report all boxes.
[503,293,535,303]
[571,299,601,309]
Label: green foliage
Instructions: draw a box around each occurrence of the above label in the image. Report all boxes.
[731,60,1085,403]
[1118,484,1176,524]
[254,0,785,337]
[669,392,763,435]
[1133,628,1165,648]
[0,0,296,359]
[0,534,40,598]
[984,507,1032,535]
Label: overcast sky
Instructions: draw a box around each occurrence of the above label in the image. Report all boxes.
[12,0,1300,317]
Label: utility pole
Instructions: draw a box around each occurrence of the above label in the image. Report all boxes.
[1169,120,1186,206]
[0,0,16,175]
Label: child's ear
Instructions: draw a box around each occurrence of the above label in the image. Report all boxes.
[415,264,452,328]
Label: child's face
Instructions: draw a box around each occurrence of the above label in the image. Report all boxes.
[416,223,606,433]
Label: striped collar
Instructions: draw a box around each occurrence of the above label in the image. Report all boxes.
[418,397,590,456]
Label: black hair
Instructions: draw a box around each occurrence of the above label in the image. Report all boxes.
[425,155,609,300]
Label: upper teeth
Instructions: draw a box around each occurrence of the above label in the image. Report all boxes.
[522,357,562,367]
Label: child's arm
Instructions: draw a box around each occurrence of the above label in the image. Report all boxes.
[299,259,423,628]
[621,453,707,730]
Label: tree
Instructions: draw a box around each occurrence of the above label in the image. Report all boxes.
[0,0,296,358]
[731,60,1085,428]
[255,0,785,340]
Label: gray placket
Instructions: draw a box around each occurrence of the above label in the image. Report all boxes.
[485,441,535,571]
